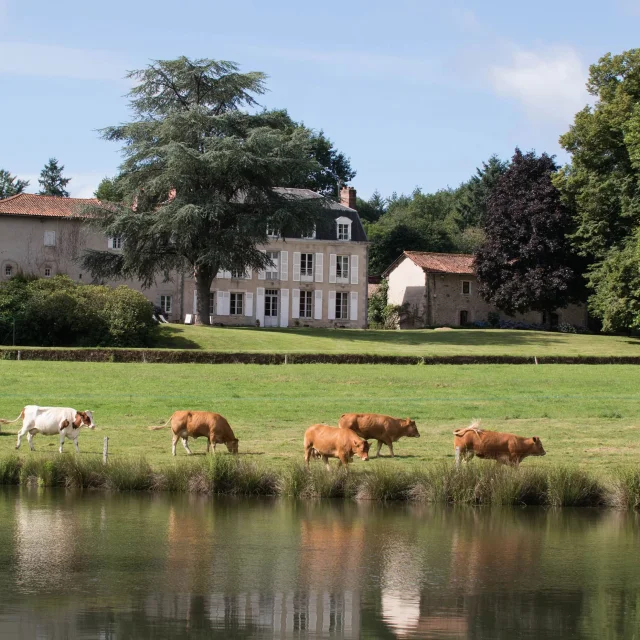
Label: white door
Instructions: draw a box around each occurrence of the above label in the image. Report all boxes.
[264,289,279,327]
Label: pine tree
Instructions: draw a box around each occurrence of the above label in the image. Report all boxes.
[0,169,29,199]
[38,158,71,197]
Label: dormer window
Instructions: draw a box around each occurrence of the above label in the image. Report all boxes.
[302,225,316,240]
[266,223,279,238]
[335,217,352,241]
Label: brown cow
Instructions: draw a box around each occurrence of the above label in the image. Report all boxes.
[149,411,239,456]
[304,424,369,469]
[453,421,546,466]
[338,413,420,458]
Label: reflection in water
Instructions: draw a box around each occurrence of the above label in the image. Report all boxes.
[0,488,639,639]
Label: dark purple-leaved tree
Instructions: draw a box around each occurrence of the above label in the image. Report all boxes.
[474,148,584,319]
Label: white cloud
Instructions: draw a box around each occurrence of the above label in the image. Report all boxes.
[489,45,590,124]
[0,42,128,81]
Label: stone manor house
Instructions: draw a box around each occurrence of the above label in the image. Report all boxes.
[0,187,369,329]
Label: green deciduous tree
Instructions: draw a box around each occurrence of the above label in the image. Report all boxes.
[0,169,29,200]
[94,176,125,202]
[81,57,329,325]
[38,158,71,197]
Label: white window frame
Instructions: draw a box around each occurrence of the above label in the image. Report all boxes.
[160,295,173,314]
[461,280,471,295]
[230,292,244,316]
[335,291,349,319]
[4,264,13,277]
[299,290,313,318]
[265,251,279,280]
[44,231,56,247]
[231,268,246,279]
[108,237,123,250]
[300,253,314,281]
[209,292,215,316]
[266,223,279,238]
[336,255,349,284]
[335,217,352,241]
[44,267,52,278]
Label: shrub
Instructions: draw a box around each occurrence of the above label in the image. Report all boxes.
[558,322,578,334]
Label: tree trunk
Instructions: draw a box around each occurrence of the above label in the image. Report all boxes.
[194,267,215,326]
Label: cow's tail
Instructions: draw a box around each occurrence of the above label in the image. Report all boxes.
[148,417,171,431]
[0,409,24,425]
[453,419,483,437]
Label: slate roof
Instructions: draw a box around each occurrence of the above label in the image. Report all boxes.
[0,194,97,218]
[383,251,476,277]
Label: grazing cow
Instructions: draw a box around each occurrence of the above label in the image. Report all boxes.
[304,424,370,469]
[148,411,239,456]
[0,406,96,453]
[338,413,420,458]
[453,421,546,467]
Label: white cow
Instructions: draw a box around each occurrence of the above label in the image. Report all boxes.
[1,406,96,453]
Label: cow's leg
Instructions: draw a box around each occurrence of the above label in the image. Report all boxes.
[455,446,461,467]
[59,431,66,453]
[172,433,179,456]
[181,437,193,455]
[213,442,217,454]
[304,445,312,467]
[206,438,211,454]
[73,437,80,453]
[27,430,36,451]
[387,441,395,458]
[322,455,330,470]
[375,440,383,458]
[15,424,28,450]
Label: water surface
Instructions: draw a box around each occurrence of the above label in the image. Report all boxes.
[0,488,639,639]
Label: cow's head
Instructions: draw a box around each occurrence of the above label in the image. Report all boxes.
[402,418,420,438]
[74,411,96,429]
[226,438,239,455]
[530,436,546,456]
[353,438,369,461]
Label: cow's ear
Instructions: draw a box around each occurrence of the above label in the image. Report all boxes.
[532,436,539,443]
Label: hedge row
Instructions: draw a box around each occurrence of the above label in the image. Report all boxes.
[1,348,640,365]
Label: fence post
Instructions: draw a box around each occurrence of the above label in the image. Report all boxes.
[103,437,109,464]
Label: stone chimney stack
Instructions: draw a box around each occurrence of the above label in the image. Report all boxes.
[340,186,357,210]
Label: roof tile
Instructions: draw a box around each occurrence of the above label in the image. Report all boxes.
[401,251,475,275]
[0,194,97,218]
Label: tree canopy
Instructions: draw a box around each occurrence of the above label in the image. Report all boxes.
[38,158,71,197]
[475,148,583,317]
[82,57,332,325]
[0,169,29,200]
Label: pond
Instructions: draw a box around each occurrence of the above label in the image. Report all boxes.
[0,488,638,639]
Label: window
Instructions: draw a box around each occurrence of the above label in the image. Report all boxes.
[266,251,279,280]
[209,292,215,315]
[231,268,246,279]
[300,253,314,278]
[44,231,56,247]
[266,223,278,238]
[160,295,172,314]
[461,280,471,295]
[4,265,12,277]
[335,217,352,241]
[230,292,244,315]
[300,290,313,318]
[44,267,52,278]
[336,255,349,281]
[335,292,349,319]
[109,237,123,250]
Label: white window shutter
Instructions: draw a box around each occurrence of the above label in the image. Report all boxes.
[280,288,289,327]
[256,287,265,326]
[224,291,231,315]
[258,249,266,280]
[291,289,300,319]
[280,251,289,281]
[315,253,323,283]
[350,291,358,321]
[245,292,254,317]
[245,268,252,280]
[293,252,301,282]
[107,237,114,249]
[314,290,323,320]
[216,291,226,316]
[350,254,359,285]
[328,291,336,320]
[329,254,337,284]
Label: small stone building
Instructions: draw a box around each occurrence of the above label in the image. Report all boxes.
[383,251,588,328]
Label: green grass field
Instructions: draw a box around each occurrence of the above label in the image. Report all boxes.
[154,325,640,357]
[1,361,639,474]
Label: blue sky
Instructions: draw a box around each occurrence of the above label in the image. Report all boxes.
[1,0,639,199]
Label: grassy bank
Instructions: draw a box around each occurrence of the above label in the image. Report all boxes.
[152,325,640,358]
[1,454,639,508]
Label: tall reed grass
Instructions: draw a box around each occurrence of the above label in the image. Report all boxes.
[0,454,635,509]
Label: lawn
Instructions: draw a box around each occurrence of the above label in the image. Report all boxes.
[0,361,639,473]
[154,325,640,358]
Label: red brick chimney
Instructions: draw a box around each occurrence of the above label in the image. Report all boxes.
[340,186,357,210]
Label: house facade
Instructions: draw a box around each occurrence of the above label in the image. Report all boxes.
[0,187,369,329]
[384,251,588,328]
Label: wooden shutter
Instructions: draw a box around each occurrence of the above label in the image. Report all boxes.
[224,291,231,315]
[350,291,358,321]
[280,288,289,327]
[328,291,336,320]
[245,292,254,317]
[350,254,359,285]
[216,291,226,315]
[107,237,114,249]
[291,289,300,319]
[293,252,301,282]
[256,287,265,326]
[315,253,323,283]
[280,251,289,281]
[314,290,323,320]
[329,254,337,284]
